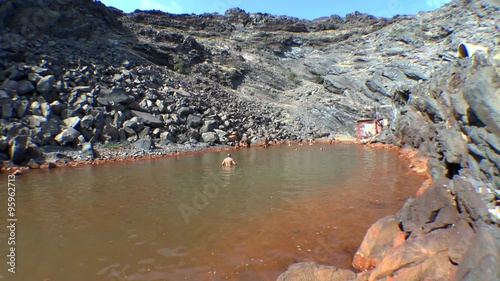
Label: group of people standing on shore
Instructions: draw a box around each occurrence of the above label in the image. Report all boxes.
[222,136,337,166]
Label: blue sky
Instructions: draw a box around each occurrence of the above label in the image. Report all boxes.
[99,0,452,19]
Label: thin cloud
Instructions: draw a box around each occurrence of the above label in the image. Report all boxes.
[140,0,182,13]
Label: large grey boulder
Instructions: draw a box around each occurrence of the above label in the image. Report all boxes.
[478,128,500,154]
[200,120,218,133]
[26,115,47,128]
[160,131,177,143]
[402,68,428,81]
[103,124,120,141]
[177,106,192,118]
[123,117,144,133]
[99,87,132,105]
[122,126,136,137]
[17,80,35,95]
[81,115,94,130]
[323,75,350,94]
[187,114,202,128]
[365,75,392,98]
[41,119,63,137]
[382,67,407,82]
[132,138,152,150]
[450,91,469,122]
[92,111,106,130]
[36,75,56,94]
[63,116,81,129]
[462,67,500,136]
[50,100,65,115]
[54,128,81,146]
[3,122,29,138]
[131,110,163,127]
[201,132,219,143]
[455,226,500,281]
[214,129,228,139]
[0,80,18,94]
[437,129,468,164]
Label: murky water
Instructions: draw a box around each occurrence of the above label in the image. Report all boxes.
[0,144,424,281]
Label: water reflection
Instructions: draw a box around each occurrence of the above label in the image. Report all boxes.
[5,144,424,281]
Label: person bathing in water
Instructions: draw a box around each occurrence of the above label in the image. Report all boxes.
[222,153,237,166]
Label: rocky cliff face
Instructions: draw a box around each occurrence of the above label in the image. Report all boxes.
[1,0,499,279]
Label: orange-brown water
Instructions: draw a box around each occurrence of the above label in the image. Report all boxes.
[1,144,423,281]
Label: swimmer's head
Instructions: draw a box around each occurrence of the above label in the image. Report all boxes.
[227,153,231,157]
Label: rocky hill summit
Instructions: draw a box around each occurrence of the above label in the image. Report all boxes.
[1,0,500,279]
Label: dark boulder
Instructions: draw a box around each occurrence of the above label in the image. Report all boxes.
[17,80,35,95]
[437,129,467,165]
[455,226,500,281]
[63,116,81,129]
[323,75,350,95]
[133,138,152,150]
[177,107,192,118]
[462,66,500,135]
[131,110,163,127]
[26,115,47,129]
[54,128,81,146]
[100,87,132,105]
[396,180,458,235]
[186,114,202,128]
[451,176,492,223]
[80,115,94,130]
[365,75,392,98]
[402,68,428,81]
[36,75,56,95]
[160,131,177,143]
[8,135,28,165]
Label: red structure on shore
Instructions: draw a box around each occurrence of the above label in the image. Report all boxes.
[356,119,385,140]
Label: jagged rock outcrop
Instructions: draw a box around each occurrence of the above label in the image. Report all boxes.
[1,0,500,279]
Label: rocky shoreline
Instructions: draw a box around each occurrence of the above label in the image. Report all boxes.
[1,136,356,174]
[1,0,499,280]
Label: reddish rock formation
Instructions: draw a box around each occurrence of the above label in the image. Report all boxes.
[353,178,500,281]
[352,216,403,272]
